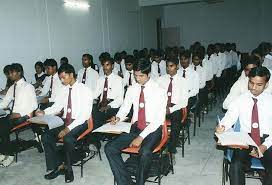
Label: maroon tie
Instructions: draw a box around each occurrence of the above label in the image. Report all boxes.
[11,82,17,113]
[167,78,173,107]
[251,98,261,146]
[82,68,87,84]
[183,70,186,78]
[65,88,72,126]
[194,66,197,71]
[100,77,108,107]
[48,76,53,98]
[129,72,132,86]
[158,63,161,76]
[137,86,146,130]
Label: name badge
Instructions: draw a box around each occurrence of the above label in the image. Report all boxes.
[252,122,259,129]
[167,92,172,96]
[67,108,72,113]
[104,88,107,91]
[139,103,145,108]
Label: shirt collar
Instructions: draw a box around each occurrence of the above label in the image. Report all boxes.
[15,78,24,86]
[68,80,78,88]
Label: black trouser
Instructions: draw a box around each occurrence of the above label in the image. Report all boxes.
[105,124,162,185]
[188,96,197,111]
[199,87,208,108]
[39,102,54,110]
[230,139,272,185]
[92,104,119,129]
[41,122,87,171]
[0,115,29,155]
[166,110,182,153]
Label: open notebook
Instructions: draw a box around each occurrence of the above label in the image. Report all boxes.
[28,115,64,130]
[93,122,132,134]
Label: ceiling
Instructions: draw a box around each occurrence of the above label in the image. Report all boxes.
[139,0,224,6]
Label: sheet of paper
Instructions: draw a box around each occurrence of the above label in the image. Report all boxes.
[28,115,64,130]
[215,132,263,158]
[93,122,132,134]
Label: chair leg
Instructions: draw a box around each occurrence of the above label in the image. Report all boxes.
[81,159,83,178]
[187,125,190,145]
[193,113,196,136]
[169,152,174,174]
[182,128,185,158]
[158,152,162,185]
[222,159,226,185]
[198,112,201,127]
[15,132,19,162]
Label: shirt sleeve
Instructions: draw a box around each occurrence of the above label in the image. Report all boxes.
[169,79,188,113]
[0,86,13,109]
[263,136,272,149]
[220,98,240,131]
[40,77,50,97]
[116,87,134,121]
[108,78,124,108]
[223,80,241,110]
[21,85,38,116]
[44,88,65,115]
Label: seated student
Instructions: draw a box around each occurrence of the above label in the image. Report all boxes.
[157,57,188,153]
[77,53,99,92]
[0,63,38,167]
[105,58,167,185]
[33,61,47,89]
[93,57,124,129]
[60,57,69,66]
[98,52,111,76]
[36,64,93,183]
[114,52,126,78]
[151,49,166,79]
[123,55,136,89]
[259,42,272,70]
[0,65,13,95]
[216,66,272,185]
[38,59,64,110]
[178,50,199,109]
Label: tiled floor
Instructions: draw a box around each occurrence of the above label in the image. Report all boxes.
[0,103,262,185]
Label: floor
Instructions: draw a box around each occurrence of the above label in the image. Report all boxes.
[0,102,261,185]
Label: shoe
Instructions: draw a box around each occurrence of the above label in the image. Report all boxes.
[0,154,6,162]
[44,168,65,180]
[65,169,74,183]
[1,156,14,167]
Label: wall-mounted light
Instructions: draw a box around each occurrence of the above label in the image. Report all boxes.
[64,0,90,10]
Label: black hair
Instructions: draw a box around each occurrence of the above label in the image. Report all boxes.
[153,49,162,57]
[125,55,136,64]
[82,54,93,62]
[44,58,58,69]
[166,57,179,65]
[101,57,114,65]
[3,65,11,74]
[99,52,111,62]
[192,51,204,60]
[133,58,151,75]
[60,57,69,64]
[248,66,270,82]
[10,63,24,78]
[58,63,76,78]
[179,50,191,59]
[114,52,122,61]
[244,55,261,68]
[35,61,45,72]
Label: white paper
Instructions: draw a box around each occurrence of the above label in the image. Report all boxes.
[0,109,7,117]
[93,122,132,134]
[215,132,263,158]
[28,115,64,130]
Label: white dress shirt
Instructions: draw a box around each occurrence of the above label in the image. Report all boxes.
[262,54,272,70]
[40,73,64,102]
[193,65,206,89]
[177,66,199,97]
[224,51,232,69]
[113,61,126,77]
[202,55,214,81]
[216,52,227,77]
[220,91,272,148]
[151,60,167,79]
[157,74,188,113]
[0,78,38,116]
[116,79,167,139]
[123,70,136,87]
[44,81,93,131]
[99,64,119,76]
[230,50,239,67]
[94,73,124,108]
[77,67,99,92]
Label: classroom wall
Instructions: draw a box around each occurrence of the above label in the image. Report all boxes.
[163,0,272,52]
[0,0,162,87]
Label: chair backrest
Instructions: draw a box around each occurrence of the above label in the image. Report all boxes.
[153,121,168,153]
[77,116,94,141]
[181,107,187,124]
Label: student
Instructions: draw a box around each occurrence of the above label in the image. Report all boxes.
[261,42,272,70]
[157,57,188,153]
[36,64,93,183]
[33,61,47,89]
[38,59,64,109]
[123,55,136,88]
[98,52,111,76]
[114,52,126,78]
[0,65,13,95]
[105,58,167,185]
[151,49,166,79]
[93,57,124,129]
[60,57,69,66]
[216,66,272,185]
[77,53,99,92]
[0,63,38,167]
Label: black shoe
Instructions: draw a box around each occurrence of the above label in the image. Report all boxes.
[65,170,74,183]
[44,168,65,180]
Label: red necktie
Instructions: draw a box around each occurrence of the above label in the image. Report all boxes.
[82,68,87,84]
[167,78,173,107]
[137,86,146,130]
[11,82,17,113]
[129,72,132,86]
[194,66,197,71]
[101,77,108,107]
[48,76,53,98]
[251,98,261,146]
[158,63,161,76]
[183,70,186,78]
[65,88,72,126]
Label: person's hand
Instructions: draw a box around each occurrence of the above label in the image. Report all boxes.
[58,127,70,139]
[107,116,120,125]
[35,110,45,116]
[129,136,144,148]
[40,97,49,104]
[215,124,225,134]
[35,90,42,96]
[9,113,21,120]
[249,147,259,158]
[258,145,267,155]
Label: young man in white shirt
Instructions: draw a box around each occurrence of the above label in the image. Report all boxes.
[157,58,188,153]
[0,63,38,167]
[151,50,166,79]
[114,52,126,78]
[77,53,99,92]
[36,64,93,183]
[123,55,136,89]
[93,57,124,129]
[38,59,64,109]
[216,66,272,185]
[105,58,167,185]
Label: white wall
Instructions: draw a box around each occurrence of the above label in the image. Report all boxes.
[163,0,272,52]
[0,0,162,87]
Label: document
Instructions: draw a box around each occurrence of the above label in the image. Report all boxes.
[28,115,64,130]
[93,122,132,134]
[215,132,263,158]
